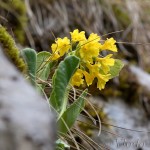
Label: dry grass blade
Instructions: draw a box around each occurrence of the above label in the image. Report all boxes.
[80,113,150,133]
[72,128,110,150]
[77,119,124,139]
[84,98,102,136]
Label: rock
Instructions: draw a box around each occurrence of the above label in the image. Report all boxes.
[129,65,150,93]
[0,46,56,150]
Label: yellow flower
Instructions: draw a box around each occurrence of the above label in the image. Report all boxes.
[85,62,111,89]
[82,71,94,86]
[51,37,71,60]
[100,38,117,52]
[71,69,84,86]
[79,33,101,63]
[96,54,115,74]
[86,62,101,74]
[85,63,100,86]
[96,73,110,90]
[70,29,86,42]
[88,33,100,42]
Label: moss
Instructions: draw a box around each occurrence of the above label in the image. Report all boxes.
[12,0,27,43]
[0,0,27,43]
[0,25,26,72]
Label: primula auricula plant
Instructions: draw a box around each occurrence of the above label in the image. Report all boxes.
[22,29,123,149]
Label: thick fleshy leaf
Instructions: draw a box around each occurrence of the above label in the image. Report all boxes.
[21,48,37,85]
[49,56,80,113]
[109,59,124,79]
[58,89,87,134]
[36,51,52,81]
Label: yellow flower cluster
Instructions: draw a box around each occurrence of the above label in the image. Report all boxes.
[51,29,118,90]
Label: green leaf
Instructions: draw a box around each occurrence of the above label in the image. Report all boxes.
[21,48,37,85]
[109,59,124,79]
[49,56,80,113]
[56,139,70,150]
[58,89,87,134]
[36,51,52,81]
